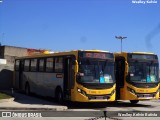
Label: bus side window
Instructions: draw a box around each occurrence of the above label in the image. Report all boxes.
[24,59,30,72]
[38,58,45,72]
[15,60,20,71]
[31,59,37,72]
[46,58,54,72]
[55,57,63,73]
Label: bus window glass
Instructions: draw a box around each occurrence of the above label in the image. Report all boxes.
[55,57,63,72]
[46,58,53,72]
[129,63,159,83]
[24,59,30,71]
[146,63,159,82]
[15,60,20,71]
[39,59,45,72]
[31,59,37,71]
[78,59,114,84]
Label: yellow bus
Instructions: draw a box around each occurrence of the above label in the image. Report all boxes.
[13,50,116,103]
[114,52,159,104]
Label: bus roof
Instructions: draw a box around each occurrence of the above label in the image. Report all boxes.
[15,49,111,59]
[81,49,109,52]
[114,51,155,55]
[132,52,154,54]
[41,49,109,53]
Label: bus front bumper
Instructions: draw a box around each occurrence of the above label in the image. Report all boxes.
[72,89,116,102]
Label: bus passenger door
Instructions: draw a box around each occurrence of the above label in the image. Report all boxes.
[115,57,125,100]
[64,56,75,100]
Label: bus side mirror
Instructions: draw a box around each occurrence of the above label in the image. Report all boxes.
[125,61,129,75]
[75,60,78,73]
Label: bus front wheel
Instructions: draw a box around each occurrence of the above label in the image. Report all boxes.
[25,83,30,95]
[56,89,63,104]
[130,100,139,104]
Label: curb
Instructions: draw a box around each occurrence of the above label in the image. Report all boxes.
[0,98,15,103]
[0,106,68,111]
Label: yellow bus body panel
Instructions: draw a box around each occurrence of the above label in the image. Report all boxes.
[114,52,159,101]
[71,83,116,102]
[121,83,159,100]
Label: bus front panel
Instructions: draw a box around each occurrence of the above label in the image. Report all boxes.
[71,83,116,102]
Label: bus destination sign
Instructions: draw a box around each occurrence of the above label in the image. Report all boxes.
[130,54,157,60]
[82,52,113,59]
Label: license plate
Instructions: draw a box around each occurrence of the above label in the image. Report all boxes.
[144,94,151,97]
[95,96,104,99]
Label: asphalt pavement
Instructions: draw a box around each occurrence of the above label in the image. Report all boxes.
[0,90,67,111]
[1,90,160,120]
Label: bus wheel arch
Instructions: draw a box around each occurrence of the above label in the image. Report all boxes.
[25,82,30,95]
[55,86,63,104]
[130,100,139,104]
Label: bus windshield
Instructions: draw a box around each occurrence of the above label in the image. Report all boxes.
[77,59,115,84]
[128,62,159,83]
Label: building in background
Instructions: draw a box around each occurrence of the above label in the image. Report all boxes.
[0,45,48,65]
[0,45,48,90]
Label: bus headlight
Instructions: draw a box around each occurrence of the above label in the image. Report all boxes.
[156,88,159,94]
[77,88,87,96]
[110,89,115,96]
[127,87,136,94]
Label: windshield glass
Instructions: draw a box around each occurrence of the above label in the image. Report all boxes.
[77,59,115,84]
[129,62,159,83]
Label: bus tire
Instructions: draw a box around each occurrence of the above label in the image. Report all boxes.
[130,100,139,104]
[25,83,30,95]
[55,88,63,104]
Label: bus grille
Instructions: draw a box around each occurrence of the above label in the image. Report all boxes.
[87,94,110,100]
[136,93,156,98]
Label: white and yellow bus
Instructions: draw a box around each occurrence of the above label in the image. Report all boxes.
[114,52,159,104]
[13,50,116,103]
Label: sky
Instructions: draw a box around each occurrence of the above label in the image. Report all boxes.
[0,0,160,59]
